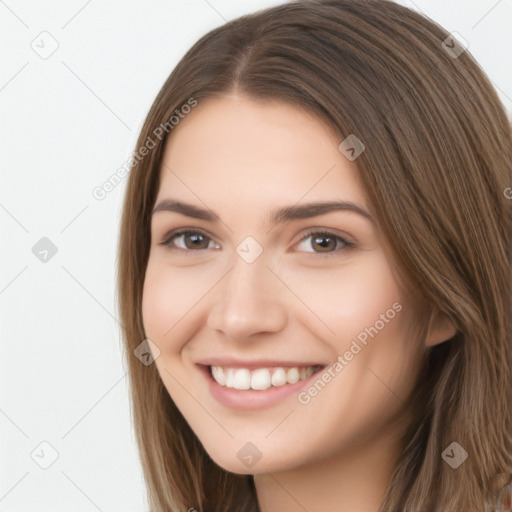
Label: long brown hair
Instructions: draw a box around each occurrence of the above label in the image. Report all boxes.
[116,1,512,510]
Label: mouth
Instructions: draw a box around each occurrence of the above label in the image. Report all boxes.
[208,364,325,391]
[195,358,329,410]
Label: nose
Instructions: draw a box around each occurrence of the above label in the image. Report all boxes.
[206,250,288,342]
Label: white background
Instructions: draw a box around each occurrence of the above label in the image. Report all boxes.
[1,1,511,511]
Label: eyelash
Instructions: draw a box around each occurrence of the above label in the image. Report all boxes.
[159,228,356,255]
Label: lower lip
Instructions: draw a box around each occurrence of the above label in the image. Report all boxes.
[199,365,324,410]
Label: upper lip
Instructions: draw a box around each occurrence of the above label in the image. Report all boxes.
[196,358,327,369]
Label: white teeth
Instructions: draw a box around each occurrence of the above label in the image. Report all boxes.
[225,368,235,388]
[271,368,287,387]
[287,367,300,384]
[211,366,226,386]
[232,369,251,390]
[210,365,320,390]
[251,368,271,390]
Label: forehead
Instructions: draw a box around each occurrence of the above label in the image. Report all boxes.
[156,94,368,217]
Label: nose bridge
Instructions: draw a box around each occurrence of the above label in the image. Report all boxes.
[207,245,287,339]
[228,249,270,301]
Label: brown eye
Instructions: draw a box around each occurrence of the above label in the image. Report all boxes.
[181,233,210,250]
[311,234,337,252]
[161,230,219,251]
[297,230,354,254]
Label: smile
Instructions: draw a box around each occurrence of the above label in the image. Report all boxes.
[210,365,324,390]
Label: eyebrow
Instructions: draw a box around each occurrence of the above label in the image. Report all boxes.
[152,199,373,225]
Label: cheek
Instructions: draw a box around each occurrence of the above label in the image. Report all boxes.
[141,260,203,347]
[284,254,406,344]
[329,259,421,381]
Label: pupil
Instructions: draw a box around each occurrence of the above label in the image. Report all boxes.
[313,235,334,252]
[186,234,208,249]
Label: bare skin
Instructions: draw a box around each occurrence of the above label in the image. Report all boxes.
[142,93,456,512]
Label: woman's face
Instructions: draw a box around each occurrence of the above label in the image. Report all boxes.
[142,94,430,474]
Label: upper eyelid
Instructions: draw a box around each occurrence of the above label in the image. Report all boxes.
[163,227,215,242]
[160,228,219,250]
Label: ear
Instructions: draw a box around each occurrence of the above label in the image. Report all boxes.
[425,309,458,347]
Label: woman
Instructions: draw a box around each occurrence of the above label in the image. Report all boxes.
[117,1,512,510]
